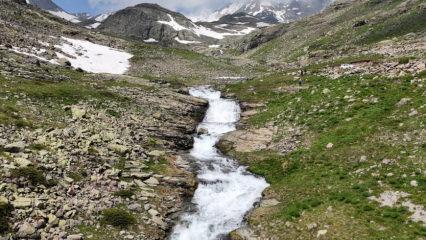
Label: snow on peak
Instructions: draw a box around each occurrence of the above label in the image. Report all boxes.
[158,14,188,31]
[157,14,256,41]
[94,13,113,22]
[48,10,81,23]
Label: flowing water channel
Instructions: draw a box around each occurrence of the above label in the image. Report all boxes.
[170,86,269,240]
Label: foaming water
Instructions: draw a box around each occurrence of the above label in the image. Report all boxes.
[170,86,269,240]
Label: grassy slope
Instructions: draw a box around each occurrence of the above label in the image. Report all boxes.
[223,0,426,239]
[226,70,425,239]
[243,0,426,64]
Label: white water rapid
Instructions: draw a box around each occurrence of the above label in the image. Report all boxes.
[170,86,269,240]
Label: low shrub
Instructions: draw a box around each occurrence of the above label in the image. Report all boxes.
[11,167,46,185]
[113,189,135,198]
[101,208,136,228]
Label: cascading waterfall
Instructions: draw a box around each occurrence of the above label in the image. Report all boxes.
[170,86,269,240]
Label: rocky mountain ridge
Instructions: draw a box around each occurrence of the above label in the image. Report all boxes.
[97,3,258,47]
[205,0,332,23]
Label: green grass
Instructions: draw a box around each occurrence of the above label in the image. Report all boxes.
[101,208,137,228]
[359,7,426,44]
[226,70,426,238]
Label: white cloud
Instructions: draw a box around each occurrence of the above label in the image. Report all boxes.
[87,0,233,16]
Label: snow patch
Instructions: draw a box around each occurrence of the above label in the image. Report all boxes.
[209,45,220,48]
[256,22,272,27]
[48,11,81,23]
[144,38,159,43]
[158,14,188,31]
[55,37,133,74]
[174,37,200,45]
[94,13,112,22]
[86,22,101,29]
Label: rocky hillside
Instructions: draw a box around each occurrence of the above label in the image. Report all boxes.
[27,0,81,23]
[0,1,238,239]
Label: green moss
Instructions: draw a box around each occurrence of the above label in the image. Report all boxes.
[101,208,137,228]
[11,167,46,185]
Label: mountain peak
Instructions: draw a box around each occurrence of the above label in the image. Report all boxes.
[205,0,331,23]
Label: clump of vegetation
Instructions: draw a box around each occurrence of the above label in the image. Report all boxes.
[280,198,322,220]
[101,208,137,228]
[398,57,411,64]
[113,189,135,198]
[0,202,13,233]
[30,143,48,151]
[11,166,46,185]
[106,109,120,118]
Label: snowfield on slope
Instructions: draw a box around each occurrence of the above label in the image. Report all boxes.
[9,37,133,74]
[48,10,81,23]
[55,37,133,74]
[157,14,256,40]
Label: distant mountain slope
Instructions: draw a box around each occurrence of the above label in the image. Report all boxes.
[206,0,332,23]
[98,3,256,46]
[27,0,80,23]
[235,0,426,64]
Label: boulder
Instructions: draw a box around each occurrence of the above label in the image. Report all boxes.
[108,143,129,155]
[12,197,33,209]
[70,106,87,119]
[17,222,36,238]
[148,150,166,157]
[4,141,26,153]
[145,177,159,186]
[67,234,83,240]
[14,157,32,167]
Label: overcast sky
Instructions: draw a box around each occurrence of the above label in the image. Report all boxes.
[53,0,234,16]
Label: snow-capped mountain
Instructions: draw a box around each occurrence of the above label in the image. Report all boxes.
[205,0,332,23]
[26,0,81,23]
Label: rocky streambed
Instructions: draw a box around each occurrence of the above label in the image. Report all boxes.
[170,86,269,240]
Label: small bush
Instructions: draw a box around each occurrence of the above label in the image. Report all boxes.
[280,198,323,220]
[0,203,13,233]
[382,207,407,222]
[101,208,136,228]
[398,57,410,64]
[106,109,120,118]
[113,189,135,198]
[30,143,47,151]
[11,167,46,185]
